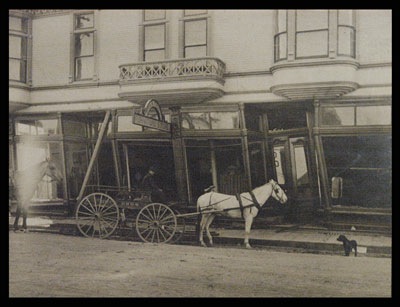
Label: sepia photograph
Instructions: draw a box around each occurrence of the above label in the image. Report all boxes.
[8,9,392,298]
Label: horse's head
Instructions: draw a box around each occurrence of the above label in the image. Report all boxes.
[269,179,288,204]
[42,159,63,183]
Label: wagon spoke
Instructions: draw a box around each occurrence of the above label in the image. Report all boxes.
[101,210,119,216]
[76,193,119,239]
[77,211,95,217]
[145,207,156,220]
[80,202,95,214]
[138,211,154,222]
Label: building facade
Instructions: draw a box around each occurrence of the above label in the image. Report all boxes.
[9,10,392,231]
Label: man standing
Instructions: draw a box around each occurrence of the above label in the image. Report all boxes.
[140,166,166,203]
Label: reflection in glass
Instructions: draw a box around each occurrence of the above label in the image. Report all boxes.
[273,145,286,184]
[322,135,391,208]
[210,112,239,129]
[117,116,142,132]
[75,13,94,29]
[356,106,391,125]
[294,146,309,186]
[182,113,210,129]
[321,107,355,126]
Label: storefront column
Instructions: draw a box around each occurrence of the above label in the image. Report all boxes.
[170,106,189,204]
[59,113,70,214]
[239,103,252,190]
[313,101,331,208]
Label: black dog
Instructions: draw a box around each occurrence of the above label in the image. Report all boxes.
[337,234,357,256]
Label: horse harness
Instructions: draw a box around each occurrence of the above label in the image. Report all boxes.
[201,191,262,220]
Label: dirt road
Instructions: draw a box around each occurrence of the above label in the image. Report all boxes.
[8,232,391,297]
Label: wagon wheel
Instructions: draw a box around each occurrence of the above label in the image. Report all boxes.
[135,203,177,243]
[76,193,120,239]
[171,209,186,243]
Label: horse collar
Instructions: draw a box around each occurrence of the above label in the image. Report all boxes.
[249,191,261,210]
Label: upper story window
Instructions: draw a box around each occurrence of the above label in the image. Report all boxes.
[182,10,208,58]
[142,10,167,61]
[72,12,96,81]
[295,10,329,58]
[274,10,287,61]
[274,10,356,62]
[338,10,356,57]
[9,15,30,83]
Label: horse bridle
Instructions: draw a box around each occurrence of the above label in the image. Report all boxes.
[271,182,285,203]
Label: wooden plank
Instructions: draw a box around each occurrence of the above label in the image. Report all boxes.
[76,111,111,204]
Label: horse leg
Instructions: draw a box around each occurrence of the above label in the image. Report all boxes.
[205,214,216,246]
[244,215,254,249]
[21,205,28,231]
[199,213,208,247]
[13,204,21,231]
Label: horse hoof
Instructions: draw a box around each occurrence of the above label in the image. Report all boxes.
[200,243,207,247]
[245,244,252,249]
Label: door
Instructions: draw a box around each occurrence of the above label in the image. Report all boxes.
[272,136,315,222]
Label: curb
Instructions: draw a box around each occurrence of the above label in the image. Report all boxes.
[9,220,391,258]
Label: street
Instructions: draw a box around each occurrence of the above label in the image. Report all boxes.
[9,231,391,297]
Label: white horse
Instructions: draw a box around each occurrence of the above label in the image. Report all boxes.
[10,159,63,232]
[197,179,288,248]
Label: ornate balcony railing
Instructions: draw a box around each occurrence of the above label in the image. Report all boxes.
[119,57,226,83]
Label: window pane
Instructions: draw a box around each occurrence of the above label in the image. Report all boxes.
[210,112,239,129]
[75,13,94,29]
[321,107,355,126]
[338,10,354,26]
[184,45,207,58]
[75,56,94,80]
[185,19,207,46]
[273,145,286,184]
[9,16,28,33]
[322,135,391,208]
[356,106,391,125]
[182,113,210,129]
[144,49,165,61]
[16,121,36,135]
[296,30,328,57]
[249,142,265,187]
[294,146,309,186]
[296,10,328,31]
[36,119,60,135]
[144,25,165,50]
[277,10,287,32]
[276,32,287,60]
[117,116,142,132]
[338,26,354,56]
[184,10,207,16]
[9,35,23,58]
[75,33,93,56]
[267,108,307,131]
[144,10,165,20]
[9,59,22,81]
[65,142,88,198]
[63,120,87,137]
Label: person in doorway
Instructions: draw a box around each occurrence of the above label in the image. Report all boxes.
[140,166,166,203]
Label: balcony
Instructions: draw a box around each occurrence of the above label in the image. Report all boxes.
[118,57,226,105]
[270,58,360,100]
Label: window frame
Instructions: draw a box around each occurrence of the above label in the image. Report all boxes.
[140,10,168,62]
[337,10,356,58]
[180,10,210,58]
[295,10,330,59]
[70,11,97,83]
[9,14,31,84]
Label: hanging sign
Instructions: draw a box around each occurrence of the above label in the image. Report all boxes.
[132,99,171,133]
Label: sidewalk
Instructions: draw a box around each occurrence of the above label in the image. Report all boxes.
[9,215,392,258]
